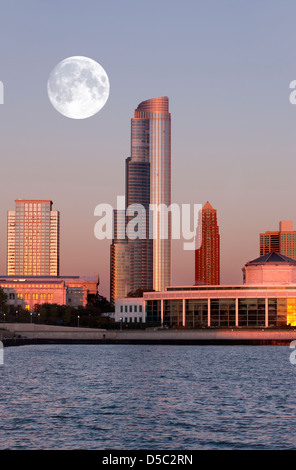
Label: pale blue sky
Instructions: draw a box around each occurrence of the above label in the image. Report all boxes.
[1,1,296,297]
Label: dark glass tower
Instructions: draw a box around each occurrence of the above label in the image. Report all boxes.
[110,209,129,305]
[126,157,152,293]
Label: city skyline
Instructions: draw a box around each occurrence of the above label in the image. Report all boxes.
[1,1,296,299]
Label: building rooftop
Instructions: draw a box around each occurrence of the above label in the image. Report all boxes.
[245,252,296,266]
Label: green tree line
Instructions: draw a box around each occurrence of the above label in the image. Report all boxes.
[0,290,118,329]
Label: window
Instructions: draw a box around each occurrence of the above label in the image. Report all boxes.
[238,298,265,327]
[210,299,235,327]
[164,299,183,327]
[185,299,208,327]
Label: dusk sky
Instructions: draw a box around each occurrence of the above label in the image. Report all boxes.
[1,1,296,298]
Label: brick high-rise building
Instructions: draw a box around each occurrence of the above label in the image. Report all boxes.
[260,221,296,260]
[195,201,220,285]
[7,199,60,276]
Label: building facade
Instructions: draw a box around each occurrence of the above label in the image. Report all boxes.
[110,97,172,304]
[115,253,296,327]
[133,97,172,293]
[110,210,130,303]
[1,275,99,312]
[115,297,145,324]
[260,221,296,260]
[7,199,60,276]
[195,201,220,285]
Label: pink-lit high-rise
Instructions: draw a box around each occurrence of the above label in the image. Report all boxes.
[110,97,172,304]
[195,201,220,286]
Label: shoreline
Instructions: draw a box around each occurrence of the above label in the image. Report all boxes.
[2,337,293,346]
[1,323,296,346]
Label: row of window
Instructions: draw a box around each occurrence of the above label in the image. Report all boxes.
[2,284,61,288]
[146,298,296,327]
[120,304,143,313]
[122,317,143,323]
[9,293,53,300]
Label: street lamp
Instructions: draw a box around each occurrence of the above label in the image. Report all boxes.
[77,315,80,327]
[120,317,123,331]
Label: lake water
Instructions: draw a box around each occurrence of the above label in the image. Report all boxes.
[0,344,295,450]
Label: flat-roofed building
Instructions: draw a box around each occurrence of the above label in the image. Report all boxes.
[260,221,296,260]
[115,253,296,327]
[0,275,99,311]
[7,199,60,276]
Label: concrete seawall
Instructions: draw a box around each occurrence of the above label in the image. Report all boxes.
[1,323,296,346]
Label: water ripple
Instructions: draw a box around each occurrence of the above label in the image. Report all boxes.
[0,344,295,449]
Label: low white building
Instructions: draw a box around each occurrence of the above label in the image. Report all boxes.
[115,297,145,323]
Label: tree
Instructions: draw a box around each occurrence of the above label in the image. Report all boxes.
[0,288,8,314]
[127,288,154,298]
[87,293,114,312]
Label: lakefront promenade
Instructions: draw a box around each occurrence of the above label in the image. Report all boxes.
[1,323,296,346]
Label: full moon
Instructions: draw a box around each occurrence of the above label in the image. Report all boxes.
[47,56,110,119]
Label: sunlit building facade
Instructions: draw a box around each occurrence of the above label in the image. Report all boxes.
[133,97,172,293]
[260,221,296,260]
[1,275,99,311]
[110,97,171,304]
[115,252,296,327]
[7,199,60,277]
[195,201,220,285]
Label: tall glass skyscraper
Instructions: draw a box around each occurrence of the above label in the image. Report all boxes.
[110,97,172,304]
[7,199,60,276]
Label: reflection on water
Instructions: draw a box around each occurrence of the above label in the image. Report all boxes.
[0,344,295,449]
